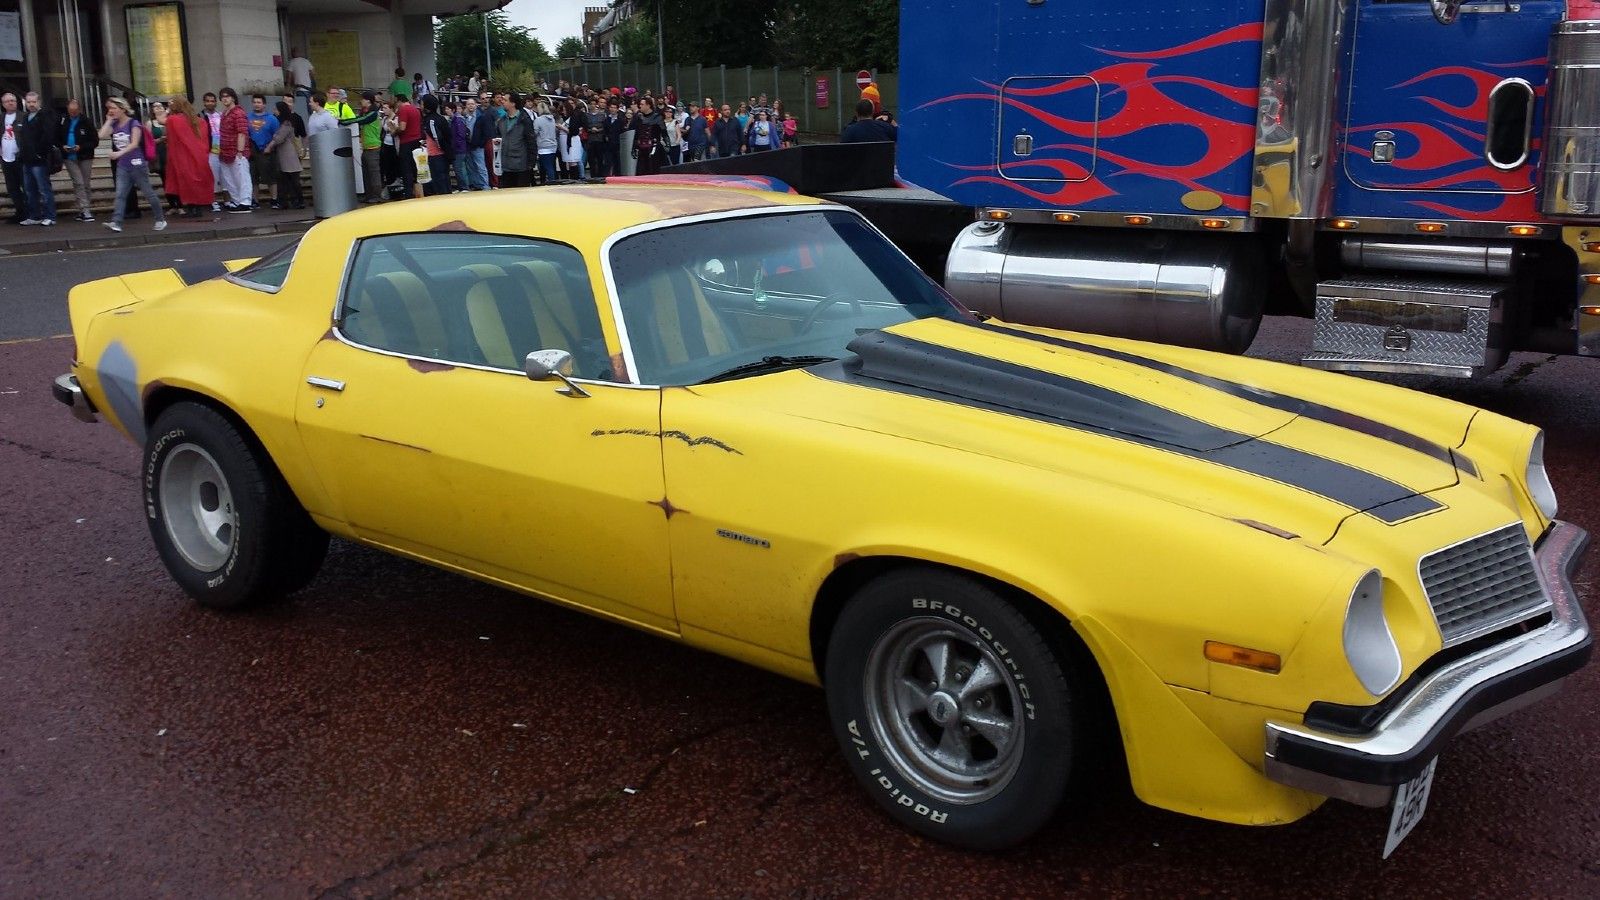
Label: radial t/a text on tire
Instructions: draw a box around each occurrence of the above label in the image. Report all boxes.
[824,568,1094,849]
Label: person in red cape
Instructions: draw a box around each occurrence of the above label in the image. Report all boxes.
[163,96,216,218]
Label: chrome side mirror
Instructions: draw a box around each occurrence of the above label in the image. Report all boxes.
[1430,0,1462,24]
[524,349,590,397]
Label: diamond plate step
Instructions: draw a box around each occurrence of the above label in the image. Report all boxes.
[1303,276,1510,378]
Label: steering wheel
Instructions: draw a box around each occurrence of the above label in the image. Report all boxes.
[799,292,865,334]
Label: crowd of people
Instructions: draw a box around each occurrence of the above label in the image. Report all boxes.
[0,61,897,229]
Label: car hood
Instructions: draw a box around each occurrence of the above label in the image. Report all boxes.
[779,318,1472,543]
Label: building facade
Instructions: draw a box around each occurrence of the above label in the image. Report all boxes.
[585,0,638,59]
[0,0,500,110]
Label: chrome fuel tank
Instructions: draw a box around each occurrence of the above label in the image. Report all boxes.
[944,222,1264,354]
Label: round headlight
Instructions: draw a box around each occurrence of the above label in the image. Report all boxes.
[1343,569,1401,696]
[1526,431,1558,520]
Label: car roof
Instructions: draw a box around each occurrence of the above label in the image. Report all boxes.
[317,184,830,245]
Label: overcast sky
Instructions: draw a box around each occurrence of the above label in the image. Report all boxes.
[503,0,595,51]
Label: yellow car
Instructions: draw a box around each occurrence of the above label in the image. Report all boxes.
[53,186,1590,851]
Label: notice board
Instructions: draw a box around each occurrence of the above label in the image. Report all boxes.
[125,3,189,98]
[308,32,363,93]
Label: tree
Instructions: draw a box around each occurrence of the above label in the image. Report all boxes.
[435,12,552,78]
[616,13,658,65]
[555,36,585,60]
[772,0,898,72]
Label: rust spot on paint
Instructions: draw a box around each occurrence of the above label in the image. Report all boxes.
[430,219,477,232]
[834,552,861,569]
[553,184,779,217]
[647,496,686,519]
[139,379,169,408]
[407,358,455,374]
[590,427,740,455]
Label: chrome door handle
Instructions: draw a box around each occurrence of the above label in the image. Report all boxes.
[306,376,346,391]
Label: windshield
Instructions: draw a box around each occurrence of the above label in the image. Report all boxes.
[608,209,967,385]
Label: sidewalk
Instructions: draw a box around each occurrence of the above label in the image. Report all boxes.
[0,205,319,257]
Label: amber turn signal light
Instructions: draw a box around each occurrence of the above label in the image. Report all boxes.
[1052,212,1080,223]
[985,209,1011,221]
[1124,215,1153,225]
[1204,641,1283,674]
[1506,225,1542,237]
[1414,222,1447,234]
[1329,218,1360,230]
[1200,218,1229,230]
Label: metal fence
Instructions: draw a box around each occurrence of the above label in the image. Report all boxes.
[536,61,899,137]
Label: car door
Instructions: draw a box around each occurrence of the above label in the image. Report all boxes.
[293,231,676,632]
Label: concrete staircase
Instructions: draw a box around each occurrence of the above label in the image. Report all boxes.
[0,156,315,218]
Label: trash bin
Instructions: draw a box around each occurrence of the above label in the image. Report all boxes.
[309,127,357,218]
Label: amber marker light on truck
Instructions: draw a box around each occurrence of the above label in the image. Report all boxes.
[1581,306,1600,315]
[1053,212,1080,223]
[1583,274,1600,285]
[1583,242,1600,253]
[1506,225,1542,236]
[1200,218,1229,229]
[1329,218,1359,230]
[1124,215,1153,225]
[1415,221,1447,233]
[1203,641,1282,674]
[985,209,1012,221]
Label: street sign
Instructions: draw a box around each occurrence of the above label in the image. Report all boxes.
[815,77,830,108]
[856,70,873,88]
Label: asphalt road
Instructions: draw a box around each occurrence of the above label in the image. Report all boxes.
[2,241,1597,898]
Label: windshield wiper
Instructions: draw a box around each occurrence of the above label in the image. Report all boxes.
[698,355,838,384]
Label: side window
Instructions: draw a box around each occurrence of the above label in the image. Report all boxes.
[229,239,299,291]
[338,233,613,380]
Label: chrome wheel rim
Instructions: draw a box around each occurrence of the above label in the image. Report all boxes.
[863,616,1026,804]
[158,443,237,572]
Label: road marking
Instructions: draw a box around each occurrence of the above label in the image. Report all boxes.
[0,333,70,345]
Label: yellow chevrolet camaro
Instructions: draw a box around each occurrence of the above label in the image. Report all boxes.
[53,186,1590,851]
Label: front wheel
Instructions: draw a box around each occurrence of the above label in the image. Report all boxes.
[824,569,1092,849]
[144,401,327,609]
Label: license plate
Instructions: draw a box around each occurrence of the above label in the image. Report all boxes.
[1383,757,1437,859]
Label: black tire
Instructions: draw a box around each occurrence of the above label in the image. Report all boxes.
[824,569,1091,849]
[143,401,328,609]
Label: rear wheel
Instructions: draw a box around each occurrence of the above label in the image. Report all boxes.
[824,569,1092,849]
[143,402,327,609]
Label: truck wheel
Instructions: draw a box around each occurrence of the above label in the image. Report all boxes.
[143,401,327,609]
[824,569,1087,849]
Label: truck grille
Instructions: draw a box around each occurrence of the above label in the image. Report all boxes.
[1419,524,1549,646]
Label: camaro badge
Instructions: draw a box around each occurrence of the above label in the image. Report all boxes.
[716,528,771,549]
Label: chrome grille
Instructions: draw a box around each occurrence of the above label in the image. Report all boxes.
[1419,525,1549,646]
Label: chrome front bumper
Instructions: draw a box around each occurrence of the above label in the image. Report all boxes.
[1264,521,1591,807]
[53,373,98,423]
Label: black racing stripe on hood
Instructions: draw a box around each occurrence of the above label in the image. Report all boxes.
[817,332,1441,524]
[174,262,230,286]
[975,322,1477,476]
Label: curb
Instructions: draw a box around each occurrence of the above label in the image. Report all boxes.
[0,219,318,257]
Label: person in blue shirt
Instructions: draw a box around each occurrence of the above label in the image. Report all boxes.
[246,94,280,206]
[685,106,708,162]
[56,98,99,221]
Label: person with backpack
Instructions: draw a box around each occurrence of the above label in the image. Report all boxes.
[99,97,166,232]
[421,94,453,195]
